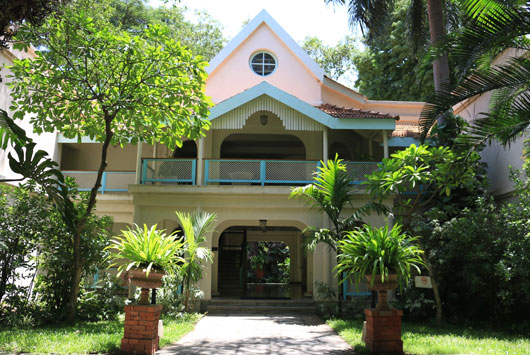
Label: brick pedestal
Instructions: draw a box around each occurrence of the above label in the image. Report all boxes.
[364,309,403,354]
[121,304,162,354]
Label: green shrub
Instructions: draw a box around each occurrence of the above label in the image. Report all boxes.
[409,165,530,322]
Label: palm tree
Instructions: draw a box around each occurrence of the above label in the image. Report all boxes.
[420,0,530,150]
[290,156,388,253]
[175,210,216,312]
[290,156,387,307]
[326,0,452,105]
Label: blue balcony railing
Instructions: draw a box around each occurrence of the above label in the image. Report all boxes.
[62,170,135,193]
[204,159,322,186]
[141,158,196,185]
[136,159,380,187]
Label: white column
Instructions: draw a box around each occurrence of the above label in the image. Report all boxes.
[197,138,204,186]
[368,138,373,160]
[135,142,143,184]
[383,130,389,158]
[322,127,329,163]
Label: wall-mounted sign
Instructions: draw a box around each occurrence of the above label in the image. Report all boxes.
[415,276,432,288]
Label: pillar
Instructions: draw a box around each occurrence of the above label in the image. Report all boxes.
[135,142,143,185]
[382,130,389,158]
[322,127,329,163]
[364,309,403,354]
[121,304,162,354]
[197,138,204,186]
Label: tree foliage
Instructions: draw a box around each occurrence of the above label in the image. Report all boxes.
[302,35,358,82]
[364,144,484,321]
[6,3,213,321]
[352,0,435,101]
[0,0,70,48]
[104,0,225,61]
[412,164,530,322]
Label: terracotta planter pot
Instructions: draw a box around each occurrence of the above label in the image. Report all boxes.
[127,268,166,305]
[255,267,265,280]
[365,273,398,311]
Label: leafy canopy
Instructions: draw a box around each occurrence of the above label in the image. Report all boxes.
[364,144,479,209]
[302,35,358,83]
[8,9,212,148]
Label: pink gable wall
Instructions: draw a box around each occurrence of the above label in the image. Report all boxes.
[206,23,322,105]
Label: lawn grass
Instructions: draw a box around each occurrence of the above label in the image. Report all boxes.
[0,313,202,354]
[328,318,530,355]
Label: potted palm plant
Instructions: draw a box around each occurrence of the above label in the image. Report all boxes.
[106,224,184,304]
[250,254,266,280]
[336,223,424,310]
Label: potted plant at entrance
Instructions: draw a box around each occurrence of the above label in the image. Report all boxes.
[336,224,424,310]
[106,224,185,304]
[250,254,266,281]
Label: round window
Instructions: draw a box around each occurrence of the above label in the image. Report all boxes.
[250,51,277,76]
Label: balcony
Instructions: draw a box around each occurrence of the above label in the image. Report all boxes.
[61,160,379,192]
[62,170,136,193]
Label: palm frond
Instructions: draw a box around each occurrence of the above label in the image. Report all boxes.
[421,56,530,141]
[0,109,28,149]
[421,0,530,139]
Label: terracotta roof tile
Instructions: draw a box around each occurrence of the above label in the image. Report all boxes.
[317,103,399,120]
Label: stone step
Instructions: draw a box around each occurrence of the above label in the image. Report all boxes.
[207,299,316,315]
[207,304,316,315]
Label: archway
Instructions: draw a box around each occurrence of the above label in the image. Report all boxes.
[214,224,308,300]
[220,133,306,160]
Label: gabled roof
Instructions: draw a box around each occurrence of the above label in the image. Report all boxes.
[317,103,399,120]
[206,9,325,81]
[209,81,396,130]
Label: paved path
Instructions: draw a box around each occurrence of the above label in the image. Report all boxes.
[157,314,355,355]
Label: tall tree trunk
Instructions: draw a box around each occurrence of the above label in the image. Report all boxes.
[427,0,451,127]
[426,0,448,323]
[65,115,114,323]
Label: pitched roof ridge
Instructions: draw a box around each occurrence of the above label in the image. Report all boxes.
[206,9,324,80]
[316,103,399,120]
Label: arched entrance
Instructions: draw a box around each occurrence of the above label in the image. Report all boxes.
[215,225,308,300]
[220,133,306,160]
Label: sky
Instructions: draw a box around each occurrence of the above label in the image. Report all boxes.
[151,0,355,46]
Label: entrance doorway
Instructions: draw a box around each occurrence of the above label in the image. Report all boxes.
[216,226,306,300]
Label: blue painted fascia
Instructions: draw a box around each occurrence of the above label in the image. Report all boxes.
[209,81,397,131]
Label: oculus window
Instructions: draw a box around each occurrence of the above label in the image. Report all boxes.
[250,51,277,76]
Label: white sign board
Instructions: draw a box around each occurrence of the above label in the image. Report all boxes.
[415,276,432,288]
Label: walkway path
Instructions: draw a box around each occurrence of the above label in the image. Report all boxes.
[157,314,355,355]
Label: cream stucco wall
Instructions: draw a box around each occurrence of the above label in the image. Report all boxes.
[128,184,392,301]
[206,23,322,105]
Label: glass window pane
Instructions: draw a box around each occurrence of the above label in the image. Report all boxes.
[252,64,263,75]
[250,52,276,76]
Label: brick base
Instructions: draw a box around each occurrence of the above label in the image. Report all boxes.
[121,304,162,355]
[364,309,403,354]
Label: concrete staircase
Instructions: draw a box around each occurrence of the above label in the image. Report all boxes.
[207,298,316,315]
